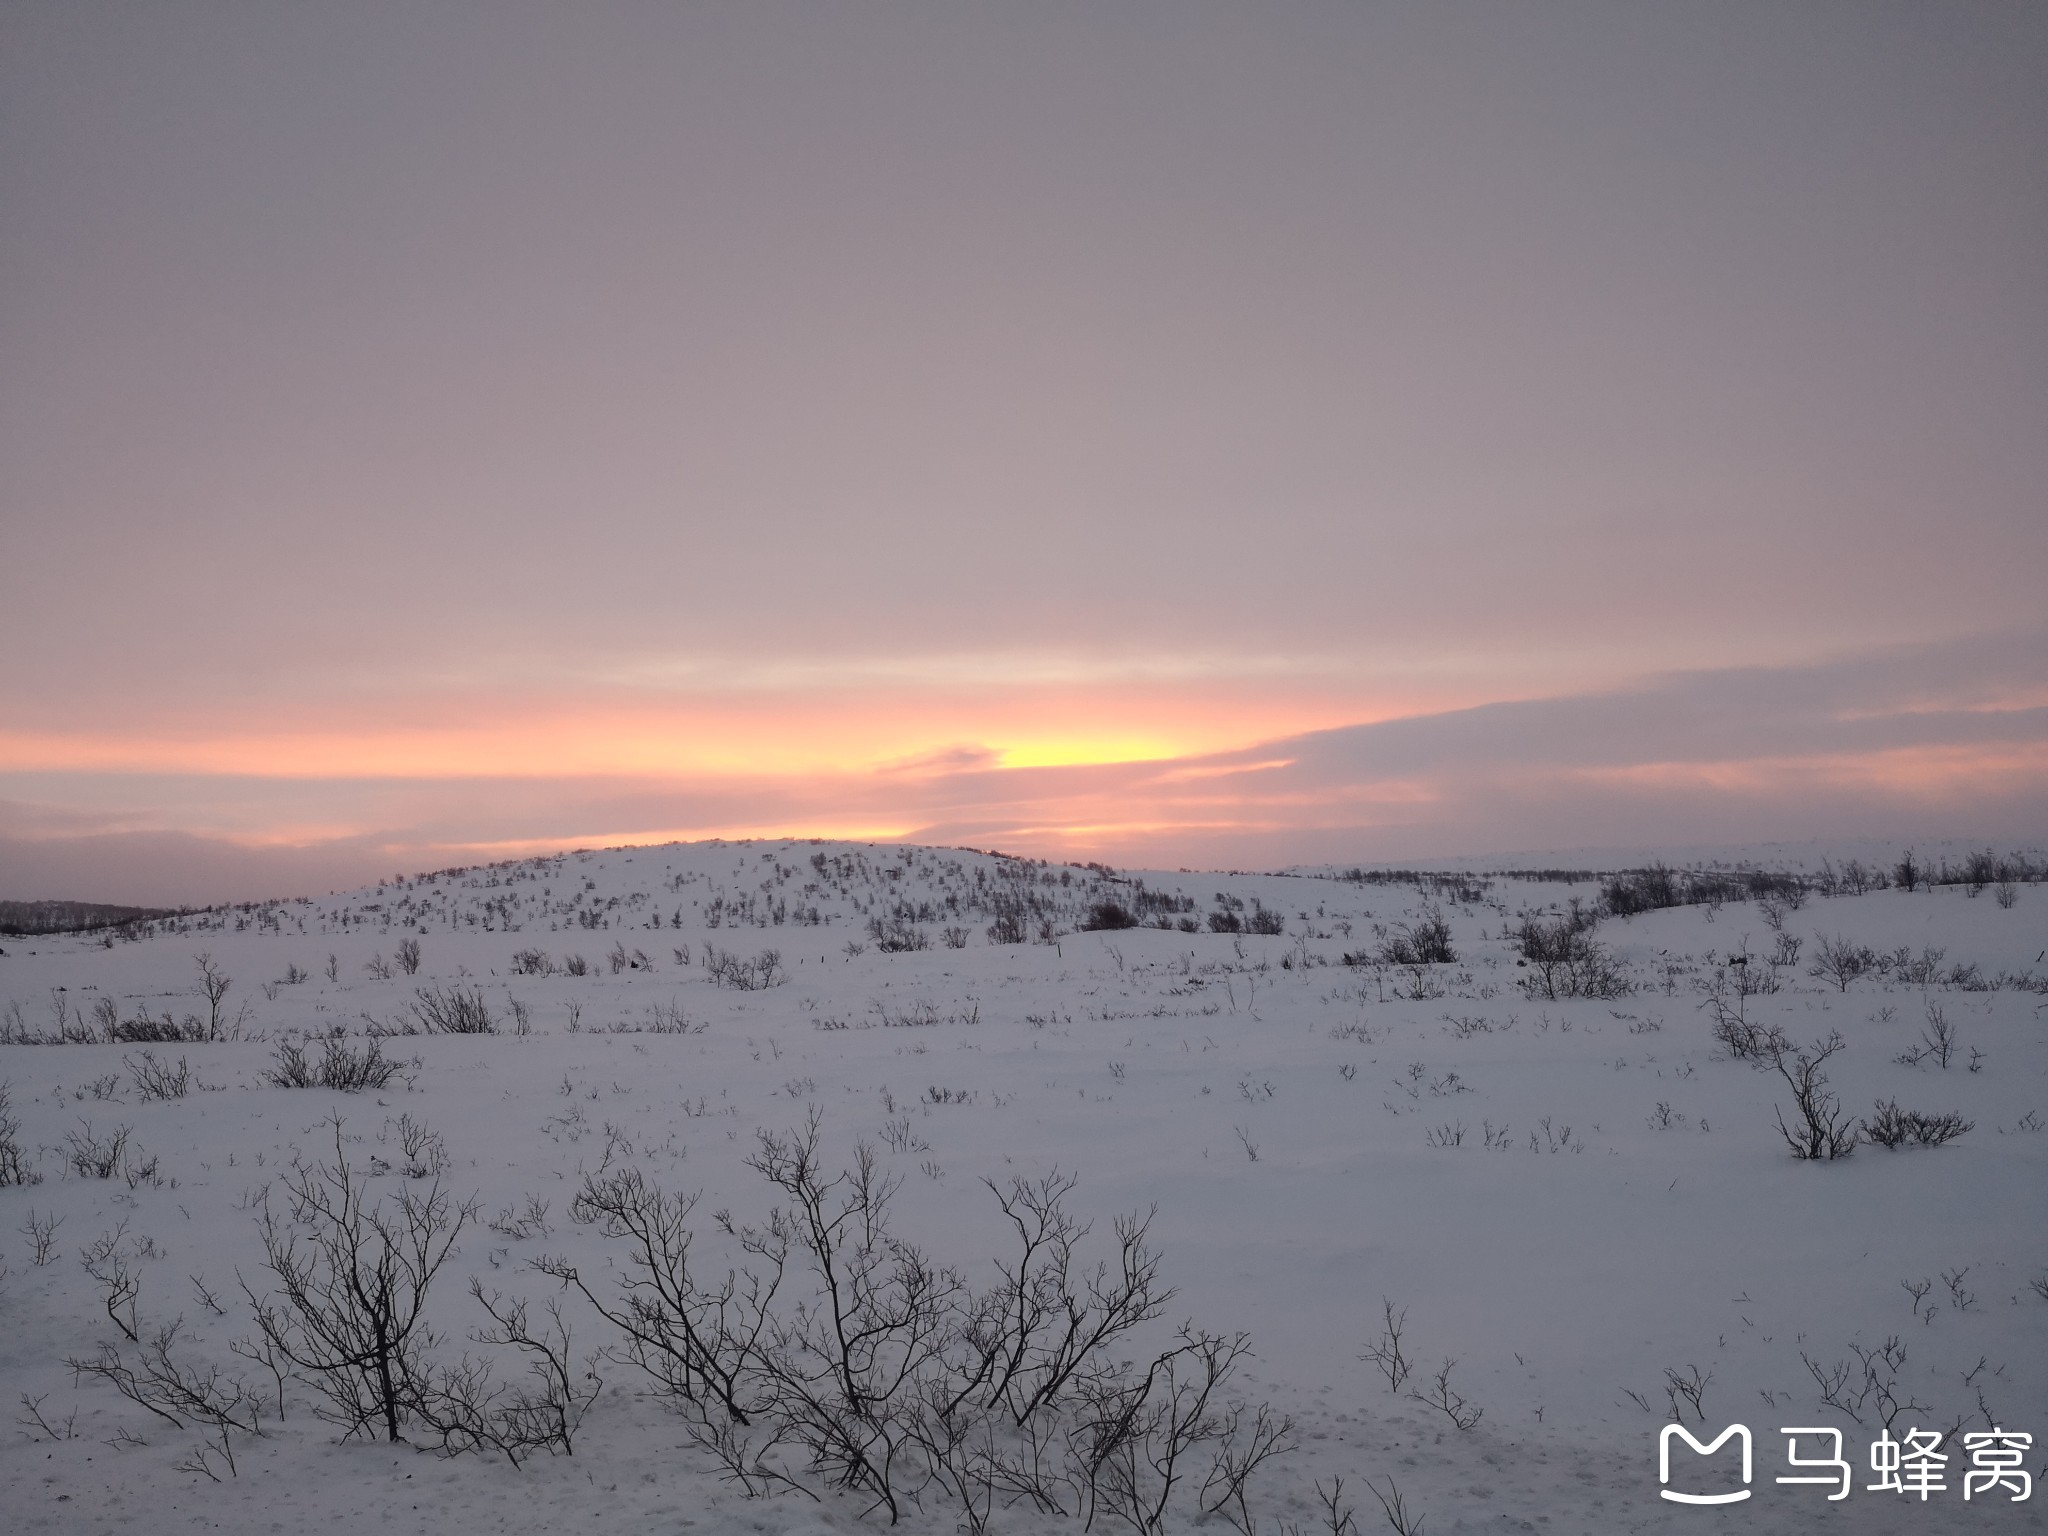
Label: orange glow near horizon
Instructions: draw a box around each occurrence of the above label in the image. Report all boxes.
[4,666,2042,880]
[0,681,1413,781]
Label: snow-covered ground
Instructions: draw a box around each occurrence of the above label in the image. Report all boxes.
[2,838,2043,1534]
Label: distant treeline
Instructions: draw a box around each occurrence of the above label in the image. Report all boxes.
[0,900,176,936]
[1333,847,2044,918]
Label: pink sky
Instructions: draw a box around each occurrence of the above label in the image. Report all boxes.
[3,2,2044,902]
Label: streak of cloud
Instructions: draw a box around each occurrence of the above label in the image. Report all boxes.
[4,635,2040,903]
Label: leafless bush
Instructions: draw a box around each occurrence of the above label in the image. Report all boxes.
[1769,1032,1859,1160]
[409,984,496,1034]
[1702,969,1788,1063]
[364,953,394,981]
[703,945,785,990]
[395,938,422,975]
[1377,906,1455,966]
[986,899,1030,945]
[191,952,249,1040]
[0,994,96,1044]
[1072,1327,1294,1535]
[489,1195,553,1241]
[1362,1474,1426,1535]
[1515,913,1631,1000]
[1900,1003,1958,1068]
[16,1393,77,1441]
[511,949,556,976]
[1358,1299,1411,1391]
[643,997,698,1034]
[1801,1336,1923,1429]
[1808,935,1878,992]
[536,1165,775,1443]
[540,1114,1289,1529]
[66,1119,136,1180]
[125,1050,195,1101]
[105,1005,206,1043]
[384,1112,448,1179]
[19,1208,61,1263]
[1865,1100,1973,1149]
[67,1319,265,1476]
[1663,1363,1711,1421]
[867,913,931,952]
[264,1037,407,1092]
[0,1080,39,1186]
[80,1223,142,1341]
[1410,1358,1482,1430]
[448,1281,604,1461]
[244,1117,475,1443]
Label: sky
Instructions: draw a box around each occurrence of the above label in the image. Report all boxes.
[3,1,2044,904]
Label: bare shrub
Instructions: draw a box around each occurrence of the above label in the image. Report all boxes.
[1808,935,1878,992]
[0,993,99,1044]
[66,1119,136,1180]
[264,1038,407,1093]
[432,1281,603,1462]
[395,938,423,975]
[867,913,931,952]
[1083,900,1141,931]
[192,953,248,1040]
[18,1208,61,1262]
[0,1080,40,1186]
[68,1320,265,1476]
[986,899,1030,945]
[1364,1474,1426,1535]
[1865,1100,1973,1149]
[1410,1357,1482,1430]
[539,1113,1289,1528]
[1245,901,1287,936]
[1703,970,1789,1063]
[1379,906,1454,966]
[409,984,496,1034]
[80,1224,142,1341]
[244,1118,474,1443]
[703,946,786,990]
[535,1165,774,1438]
[489,1196,553,1241]
[1769,1032,1859,1160]
[1901,1003,1958,1069]
[1358,1299,1411,1391]
[1072,1327,1293,1534]
[384,1112,448,1179]
[1516,912,1630,1000]
[125,1050,195,1101]
[107,1008,206,1044]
